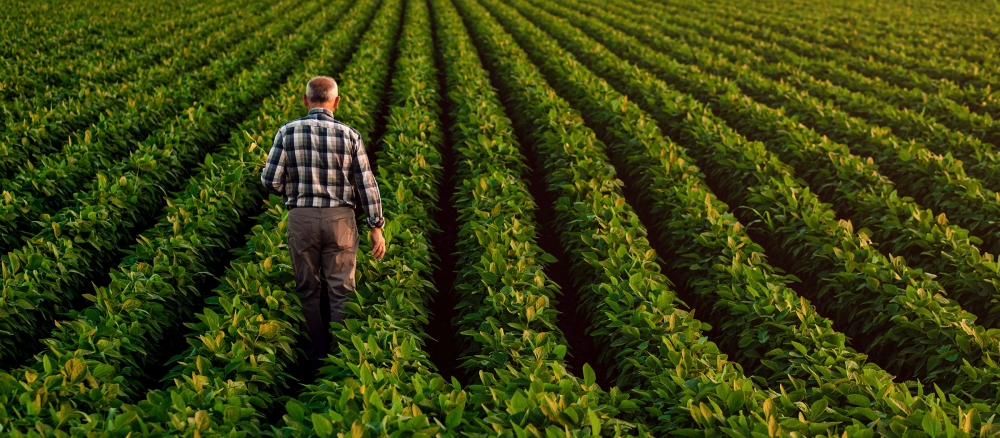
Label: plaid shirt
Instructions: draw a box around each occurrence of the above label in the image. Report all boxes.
[261,108,384,228]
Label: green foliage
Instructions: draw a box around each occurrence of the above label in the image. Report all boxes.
[591,0,1000,271]
[526,0,1000,391]
[4,0,1000,435]
[0,0,291,253]
[648,0,1000,121]
[436,0,640,434]
[642,2,1000,162]
[0,0,326,365]
[454,0,778,433]
[272,0,464,434]
[472,0,1000,434]
[0,0,375,433]
[0,0,272,179]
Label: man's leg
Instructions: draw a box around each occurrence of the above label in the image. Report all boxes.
[320,206,360,354]
[287,208,327,372]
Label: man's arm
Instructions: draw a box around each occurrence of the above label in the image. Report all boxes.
[351,133,386,261]
[351,134,385,229]
[261,129,287,196]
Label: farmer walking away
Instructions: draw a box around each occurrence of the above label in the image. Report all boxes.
[261,76,387,376]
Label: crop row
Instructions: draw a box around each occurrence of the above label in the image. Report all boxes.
[111,0,400,429]
[455,0,779,434]
[477,0,1000,433]
[0,0,110,58]
[128,0,401,433]
[500,0,916,429]
[0,0,199,60]
[0,0,207,102]
[0,0,380,433]
[0,0,271,181]
[0,0,329,366]
[650,0,1000,122]
[668,0,1000,95]
[746,0,998,64]
[512,0,881,390]
[604,0,1000,214]
[0,0,292,255]
[121,0,395,433]
[567,0,1000,326]
[628,1,1000,162]
[0,0,232,130]
[575,0,1000,324]
[538,0,1000,395]
[686,10,997,149]
[0,0,128,59]
[629,0,1000,411]
[664,1,993,93]
[430,0,639,433]
[0,0,240,176]
[275,0,459,433]
[289,0,636,433]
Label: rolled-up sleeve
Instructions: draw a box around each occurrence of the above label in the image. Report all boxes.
[261,128,286,196]
[351,133,384,228]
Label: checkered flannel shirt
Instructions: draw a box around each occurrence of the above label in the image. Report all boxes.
[261,108,385,228]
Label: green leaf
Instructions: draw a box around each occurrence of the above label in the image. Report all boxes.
[589,410,601,435]
[898,148,912,162]
[846,394,870,406]
[510,392,528,413]
[726,390,745,412]
[779,418,808,431]
[286,400,305,421]
[810,398,828,420]
[224,406,240,423]
[921,412,942,437]
[64,358,86,381]
[313,413,334,438]
[194,410,210,431]
[445,404,464,429]
[540,337,562,358]
[583,363,596,388]
[27,254,42,270]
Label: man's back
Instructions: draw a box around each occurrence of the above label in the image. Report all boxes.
[261,107,384,229]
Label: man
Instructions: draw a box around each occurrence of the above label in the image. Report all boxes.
[261,76,387,375]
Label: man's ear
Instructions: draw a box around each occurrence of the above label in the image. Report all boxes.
[333,96,341,109]
[303,94,309,108]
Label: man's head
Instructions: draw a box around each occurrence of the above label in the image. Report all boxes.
[303,76,340,112]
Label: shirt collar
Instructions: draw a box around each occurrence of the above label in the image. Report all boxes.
[308,107,335,119]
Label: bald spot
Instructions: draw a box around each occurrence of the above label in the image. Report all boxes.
[306,76,338,103]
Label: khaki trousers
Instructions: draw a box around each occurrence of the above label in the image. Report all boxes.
[287,206,359,367]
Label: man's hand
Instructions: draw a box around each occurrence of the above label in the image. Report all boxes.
[370,227,386,261]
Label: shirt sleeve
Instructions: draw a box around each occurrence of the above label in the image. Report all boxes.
[261,128,287,196]
[351,132,385,228]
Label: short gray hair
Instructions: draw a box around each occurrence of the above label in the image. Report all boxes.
[306,76,338,103]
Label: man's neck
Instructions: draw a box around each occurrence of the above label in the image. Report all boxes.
[307,104,336,113]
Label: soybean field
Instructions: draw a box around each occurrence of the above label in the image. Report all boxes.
[2,0,1000,435]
